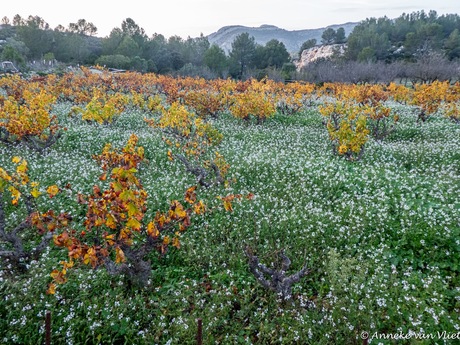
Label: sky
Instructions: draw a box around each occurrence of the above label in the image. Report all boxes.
[2,0,459,38]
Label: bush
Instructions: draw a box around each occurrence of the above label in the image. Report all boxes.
[95,54,131,70]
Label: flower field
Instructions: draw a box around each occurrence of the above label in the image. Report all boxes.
[0,70,459,344]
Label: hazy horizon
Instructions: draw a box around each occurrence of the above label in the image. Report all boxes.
[2,0,459,38]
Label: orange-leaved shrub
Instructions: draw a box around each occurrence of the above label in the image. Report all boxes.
[146,102,230,187]
[0,157,70,271]
[48,134,205,292]
[0,78,62,152]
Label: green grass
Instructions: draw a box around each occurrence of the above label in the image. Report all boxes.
[1,100,459,344]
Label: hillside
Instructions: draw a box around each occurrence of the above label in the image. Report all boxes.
[207,23,357,54]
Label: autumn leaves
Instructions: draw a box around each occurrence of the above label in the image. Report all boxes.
[1,69,459,295]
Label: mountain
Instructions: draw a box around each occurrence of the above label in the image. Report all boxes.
[207,23,358,54]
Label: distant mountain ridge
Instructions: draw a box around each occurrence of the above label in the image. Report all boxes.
[207,22,358,54]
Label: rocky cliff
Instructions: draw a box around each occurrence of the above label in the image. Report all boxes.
[295,44,346,70]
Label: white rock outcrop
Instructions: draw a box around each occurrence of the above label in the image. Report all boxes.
[295,44,346,70]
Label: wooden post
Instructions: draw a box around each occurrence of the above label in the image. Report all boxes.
[196,318,203,345]
[45,311,51,345]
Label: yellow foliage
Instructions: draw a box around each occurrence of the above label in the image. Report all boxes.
[0,87,58,141]
[46,185,59,198]
[147,221,160,238]
[320,101,370,161]
[73,89,127,124]
[229,87,276,122]
[115,247,126,264]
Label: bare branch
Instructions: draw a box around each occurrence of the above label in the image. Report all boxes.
[244,246,311,301]
[174,153,224,188]
[280,250,291,272]
[0,192,54,270]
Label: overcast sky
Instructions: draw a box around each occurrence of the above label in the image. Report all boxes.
[2,0,459,38]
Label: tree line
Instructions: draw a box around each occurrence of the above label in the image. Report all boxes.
[0,15,291,79]
[345,10,460,62]
[1,10,460,82]
[295,10,460,84]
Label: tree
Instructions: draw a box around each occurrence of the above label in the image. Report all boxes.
[130,56,148,72]
[321,28,336,45]
[144,34,174,73]
[116,36,140,58]
[25,15,49,30]
[16,16,53,59]
[1,45,25,68]
[95,54,132,69]
[404,31,420,56]
[121,18,146,49]
[1,16,10,25]
[143,33,168,72]
[357,47,376,63]
[254,44,267,69]
[335,27,346,44]
[43,52,55,63]
[263,39,290,69]
[101,19,146,64]
[204,44,228,77]
[299,39,317,57]
[346,25,390,61]
[419,23,443,52]
[229,32,256,79]
[155,35,186,71]
[54,25,66,33]
[68,19,97,36]
[84,36,103,64]
[53,32,91,64]
[0,38,29,66]
[0,22,14,40]
[281,62,296,80]
[445,29,460,60]
[102,28,124,55]
[170,50,185,71]
[344,11,460,63]
[12,14,24,26]
[183,34,210,66]
[121,18,145,38]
